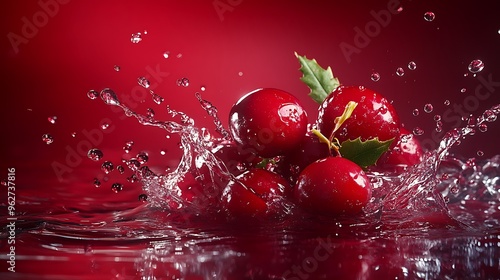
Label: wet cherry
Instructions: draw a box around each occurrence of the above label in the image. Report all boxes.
[228,88,308,158]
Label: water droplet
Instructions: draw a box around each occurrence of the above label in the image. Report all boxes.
[136,152,149,164]
[176,77,190,87]
[87,90,99,100]
[444,100,450,106]
[123,141,134,153]
[151,93,164,104]
[483,110,497,122]
[101,122,110,130]
[424,11,435,22]
[100,88,120,106]
[87,148,104,161]
[138,77,151,89]
[42,134,54,145]
[468,59,484,73]
[176,53,183,58]
[131,32,142,44]
[127,174,138,183]
[238,71,244,77]
[370,72,381,82]
[138,194,148,202]
[163,51,170,59]
[117,165,125,174]
[460,88,467,93]
[71,132,77,137]
[101,161,114,174]
[396,67,405,76]
[126,159,141,171]
[478,123,488,132]
[160,149,167,156]
[93,178,101,188]
[146,108,155,118]
[423,103,433,113]
[434,115,441,121]
[413,127,424,136]
[477,150,484,157]
[113,65,121,72]
[412,109,420,116]
[397,6,403,13]
[200,86,206,91]
[408,61,417,70]
[48,116,57,124]
[111,183,123,193]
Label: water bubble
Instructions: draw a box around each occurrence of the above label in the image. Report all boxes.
[100,88,120,106]
[87,90,99,100]
[111,183,123,193]
[113,65,121,72]
[176,77,190,87]
[151,93,164,104]
[434,115,441,121]
[396,67,405,76]
[126,159,141,171]
[444,100,450,106]
[42,134,54,145]
[478,123,488,132]
[176,53,183,58]
[200,86,206,91]
[117,165,125,174]
[370,72,381,82]
[460,88,467,93]
[468,59,484,73]
[48,116,57,124]
[93,178,101,188]
[424,12,435,22]
[423,103,434,113]
[408,61,417,70]
[413,127,425,136]
[87,148,104,161]
[435,121,443,132]
[138,194,148,202]
[160,149,167,156]
[146,108,155,118]
[127,174,138,183]
[238,71,244,77]
[71,132,77,137]
[163,51,170,59]
[131,32,142,43]
[412,109,420,116]
[138,77,151,89]
[101,122,110,130]
[483,110,497,122]
[101,161,114,174]
[477,150,484,157]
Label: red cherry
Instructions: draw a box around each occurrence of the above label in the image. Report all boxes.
[222,168,289,219]
[377,128,423,167]
[317,86,400,143]
[294,157,372,216]
[228,88,308,158]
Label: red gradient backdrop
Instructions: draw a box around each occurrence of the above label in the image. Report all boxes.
[1,0,499,203]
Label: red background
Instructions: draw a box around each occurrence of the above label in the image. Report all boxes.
[1,0,499,199]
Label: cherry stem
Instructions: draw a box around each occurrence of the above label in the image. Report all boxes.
[311,129,341,157]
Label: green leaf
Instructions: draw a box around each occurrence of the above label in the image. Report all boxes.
[339,137,394,168]
[295,52,340,104]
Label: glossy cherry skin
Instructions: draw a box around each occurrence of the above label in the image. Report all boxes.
[222,168,289,220]
[228,88,308,158]
[377,127,423,167]
[317,86,400,143]
[293,157,372,216]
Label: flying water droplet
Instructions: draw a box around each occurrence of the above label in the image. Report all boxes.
[176,77,190,87]
[370,72,381,82]
[478,123,488,132]
[138,77,151,89]
[87,90,99,100]
[71,132,77,137]
[151,93,164,104]
[93,178,101,188]
[113,65,121,72]
[468,59,484,73]
[101,161,114,174]
[423,103,434,113]
[413,127,425,136]
[117,165,125,174]
[131,32,142,43]
[87,148,104,161]
[163,51,170,59]
[123,141,134,153]
[200,86,206,91]
[412,109,420,116]
[477,150,484,157]
[111,183,123,193]
[424,12,435,22]
[407,61,417,70]
[138,194,148,202]
[176,53,183,58]
[160,149,167,156]
[397,6,403,13]
[396,67,405,76]
[42,134,54,144]
[100,88,120,106]
[460,88,467,93]
[101,122,110,130]
[48,116,57,124]
[136,152,149,164]
[483,110,497,122]
[444,100,450,106]
[238,72,244,77]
